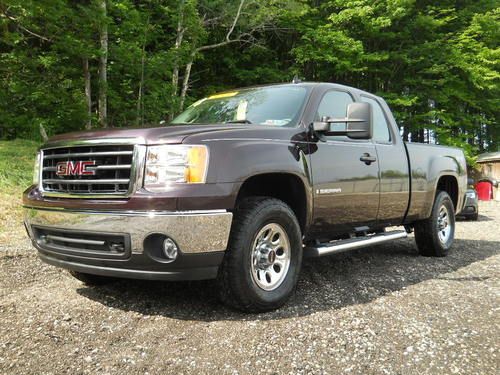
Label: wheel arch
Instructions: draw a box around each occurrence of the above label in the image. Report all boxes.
[235,172,311,234]
[435,174,459,211]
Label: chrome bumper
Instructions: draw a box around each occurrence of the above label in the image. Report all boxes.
[24,207,233,254]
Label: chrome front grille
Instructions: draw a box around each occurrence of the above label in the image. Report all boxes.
[41,144,137,197]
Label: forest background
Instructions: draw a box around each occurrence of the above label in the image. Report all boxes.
[0,0,498,163]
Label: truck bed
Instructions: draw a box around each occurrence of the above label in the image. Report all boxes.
[405,143,467,221]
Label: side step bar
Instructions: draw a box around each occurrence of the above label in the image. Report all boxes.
[305,230,408,258]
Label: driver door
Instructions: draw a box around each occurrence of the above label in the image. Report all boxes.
[308,89,380,236]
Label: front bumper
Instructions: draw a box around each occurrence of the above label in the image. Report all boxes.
[24,206,233,280]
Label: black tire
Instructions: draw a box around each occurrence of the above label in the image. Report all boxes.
[414,191,455,257]
[217,197,302,312]
[68,270,115,286]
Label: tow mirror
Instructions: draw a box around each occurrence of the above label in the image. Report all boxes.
[312,102,373,139]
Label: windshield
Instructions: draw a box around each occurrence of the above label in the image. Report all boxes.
[171,86,308,126]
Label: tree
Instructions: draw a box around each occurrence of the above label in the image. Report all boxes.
[0,0,497,159]
[98,0,108,127]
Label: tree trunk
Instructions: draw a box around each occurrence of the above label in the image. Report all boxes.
[98,0,108,128]
[83,58,92,129]
[39,123,48,142]
[175,0,246,115]
[169,0,185,121]
[179,56,194,112]
[478,115,484,152]
[402,125,410,142]
[136,50,145,127]
[136,35,147,126]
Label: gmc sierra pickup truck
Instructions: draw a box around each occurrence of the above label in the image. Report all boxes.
[23,82,467,312]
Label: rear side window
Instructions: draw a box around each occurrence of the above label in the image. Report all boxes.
[315,91,354,139]
[360,96,391,142]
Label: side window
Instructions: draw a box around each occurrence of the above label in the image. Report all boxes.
[315,90,354,139]
[361,96,391,142]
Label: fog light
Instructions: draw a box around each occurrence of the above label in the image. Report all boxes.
[163,238,178,260]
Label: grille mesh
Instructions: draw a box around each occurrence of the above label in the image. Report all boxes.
[41,145,134,196]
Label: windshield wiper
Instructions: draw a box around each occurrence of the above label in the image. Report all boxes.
[224,119,253,124]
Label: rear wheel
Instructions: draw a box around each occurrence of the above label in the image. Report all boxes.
[68,270,115,286]
[217,197,302,312]
[414,191,455,257]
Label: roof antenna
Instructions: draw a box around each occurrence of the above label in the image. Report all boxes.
[292,75,301,84]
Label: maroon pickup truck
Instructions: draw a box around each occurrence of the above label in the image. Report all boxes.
[23,82,467,312]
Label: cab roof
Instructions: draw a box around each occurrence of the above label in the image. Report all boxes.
[216,81,378,100]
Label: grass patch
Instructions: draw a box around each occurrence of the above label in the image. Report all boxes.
[0,139,40,244]
[0,139,39,193]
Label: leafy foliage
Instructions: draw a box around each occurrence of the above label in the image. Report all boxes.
[0,0,498,160]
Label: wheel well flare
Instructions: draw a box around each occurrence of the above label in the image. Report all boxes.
[236,173,307,232]
[437,175,458,210]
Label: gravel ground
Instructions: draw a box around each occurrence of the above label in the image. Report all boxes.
[0,202,499,375]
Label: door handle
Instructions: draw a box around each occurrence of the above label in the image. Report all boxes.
[360,153,376,165]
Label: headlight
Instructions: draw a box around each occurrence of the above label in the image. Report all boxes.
[33,152,41,186]
[465,191,476,199]
[144,145,208,192]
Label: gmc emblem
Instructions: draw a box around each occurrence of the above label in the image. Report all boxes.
[56,161,96,176]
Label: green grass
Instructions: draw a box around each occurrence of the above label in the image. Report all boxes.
[0,139,40,193]
[0,139,40,243]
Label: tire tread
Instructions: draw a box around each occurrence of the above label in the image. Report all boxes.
[414,191,455,257]
[217,196,301,312]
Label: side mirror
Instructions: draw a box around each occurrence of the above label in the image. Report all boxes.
[312,102,372,139]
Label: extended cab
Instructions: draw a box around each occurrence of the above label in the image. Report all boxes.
[23,82,467,312]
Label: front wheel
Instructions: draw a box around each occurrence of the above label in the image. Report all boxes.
[414,191,456,257]
[217,197,302,312]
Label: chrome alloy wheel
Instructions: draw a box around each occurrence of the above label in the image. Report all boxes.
[437,204,452,243]
[250,223,291,291]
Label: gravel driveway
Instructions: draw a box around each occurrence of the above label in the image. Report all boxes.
[1,202,498,374]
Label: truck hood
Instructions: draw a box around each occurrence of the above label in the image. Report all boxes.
[44,124,248,147]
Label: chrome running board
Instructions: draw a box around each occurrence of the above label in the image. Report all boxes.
[305,230,408,257]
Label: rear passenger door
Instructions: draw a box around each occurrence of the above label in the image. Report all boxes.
[360,95,410,225]
[309,89,380,236]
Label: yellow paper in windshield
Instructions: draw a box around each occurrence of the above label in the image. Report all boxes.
[236,100,248,121]
[191,98,207,107]
[208,91,238,100]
